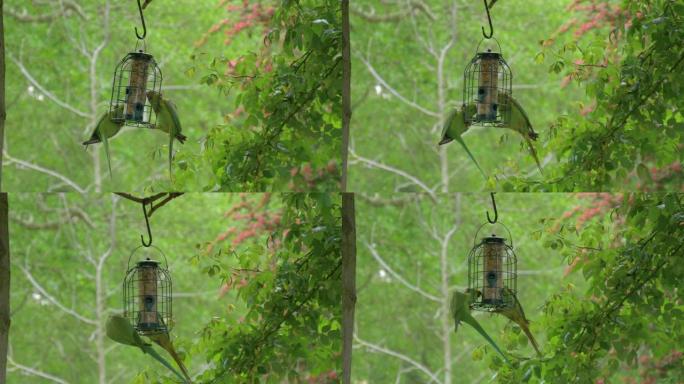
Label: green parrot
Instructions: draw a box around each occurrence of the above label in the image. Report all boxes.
[495,288,542,357]
[439,103,487,179]
[498,93,543,174]
[106,315,189,383]
[146,90,187,176]
[82,105,125,178]
[450,290,510,364]
[148,330,192,383]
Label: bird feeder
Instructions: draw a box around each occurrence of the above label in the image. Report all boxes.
[123,246,172,336]
[463,38,512,127]
[109,48,162,128]
[467,211,517,311]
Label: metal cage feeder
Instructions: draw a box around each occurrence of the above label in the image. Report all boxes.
[123,245,172,336]
[109,47,162,128]
[463,38,512,127]
[467,222,517,311]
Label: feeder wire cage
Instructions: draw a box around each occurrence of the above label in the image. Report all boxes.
[462,38,512,127]
[109,40,162,128]
[467,221,517,311]
[123,245,172,335]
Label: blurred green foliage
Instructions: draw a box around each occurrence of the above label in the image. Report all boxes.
[7,192,340,383]
[2,0,340,193]
[352,192,684,384]
[349,0,684,192]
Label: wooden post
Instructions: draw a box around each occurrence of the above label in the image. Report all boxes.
[0,193,10,383]
[341,0,351,192]
[341,192,356,384]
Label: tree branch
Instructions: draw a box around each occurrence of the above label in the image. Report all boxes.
[7,355,70,384]
[7,54,89,118]
[2,150,86,193]
[353,334,442,384]
[364,241,441,302]
[351,1,436,22]
[18,263,97,325]
[114,192,184,217]
[349,146,436,201]
[6,0,87,22]
[356,54,439,118]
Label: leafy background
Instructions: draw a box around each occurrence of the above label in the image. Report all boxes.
[349,0,683,192]
[352,192,684,383]
[2,0,341,193]
[7,192,341,383]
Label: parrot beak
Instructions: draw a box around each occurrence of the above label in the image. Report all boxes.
[438,137,453,146]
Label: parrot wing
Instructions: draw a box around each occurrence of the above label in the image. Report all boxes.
[106,315,145,347]
[501,95,543,174]
[439,109,460,145]
[163,98,183,137]
[507,96,535,137]
[451,292,509,363]
[440,107,487,180]
[83,113,106,146]
[106,316,189,383]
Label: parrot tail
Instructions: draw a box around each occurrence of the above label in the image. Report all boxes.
[522,326,542,357]
[524,138,544,175]
[454,136,487,180]
[142,345,190,383]
[175,133,187,144]
[463,314,510,364]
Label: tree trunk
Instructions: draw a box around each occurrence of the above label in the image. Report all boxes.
[340,0,351,192]
[0,193,10,383]
[341,192,356,384]
[0,0,6,187]
[0,3,8,382]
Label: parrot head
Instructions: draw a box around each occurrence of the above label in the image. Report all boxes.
[146,90,162,109]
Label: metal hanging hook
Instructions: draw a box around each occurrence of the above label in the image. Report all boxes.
[481,0,494,39]
[140,202,152,247]
[135,0,147,40]
[486,192,498,224]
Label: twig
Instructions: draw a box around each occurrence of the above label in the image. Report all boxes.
[364,241,441,302]
[353,334,443,384]
[6,0,87,22]
[113,192,183,217]
[356,54,440,117]
[349,146,436,201]
[7,355,70,384]
[2,150,86,193]
[18,263,97,325]
[8,54,89,118]
[351,0,436,22]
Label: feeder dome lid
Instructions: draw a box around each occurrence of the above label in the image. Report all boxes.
[136,258,160,267]
[128,50,153,60]
[478,50,501,59]
[482,234,505,244]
